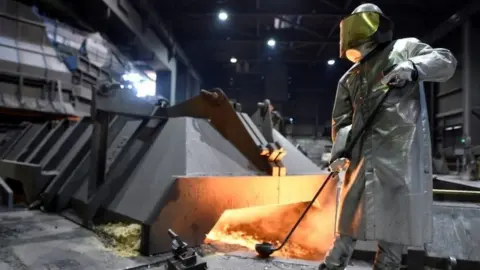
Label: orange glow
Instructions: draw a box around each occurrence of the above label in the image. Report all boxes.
[346,49,362,63]
[205,182,338,261]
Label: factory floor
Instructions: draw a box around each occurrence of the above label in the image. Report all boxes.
[197,253,372,270]
[0,207,374,270]
[0,208,165,269]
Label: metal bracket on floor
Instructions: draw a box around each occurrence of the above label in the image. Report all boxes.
[407,248,426,270]
[407,248,460,270]
[0,176,13,209]
[166,229,208,270]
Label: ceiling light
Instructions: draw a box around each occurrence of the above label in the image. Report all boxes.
[218,11,229,21]
[267,38,276,48]
[230,57,237,63]
[327,59,335,65]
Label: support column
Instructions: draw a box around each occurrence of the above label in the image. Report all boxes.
[170,61,177,105]
[156,70,171,102]
[462,20,472,144]
[175,63,188,102]
[265,62,288,111]
[190,74,200,97]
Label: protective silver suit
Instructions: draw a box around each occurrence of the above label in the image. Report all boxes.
[321,3,457,270]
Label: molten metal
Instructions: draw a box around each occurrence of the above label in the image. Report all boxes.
[205,180,338,261]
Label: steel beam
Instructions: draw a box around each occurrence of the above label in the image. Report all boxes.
[423,1,480,44]
[100,0,200,81]
[181,27,337,45]
[132,0,200,83]
[212,55,336,63]
[99,0,190,104]
[185,12,344,18]
[177,7,438,19]
[189,39,336,45]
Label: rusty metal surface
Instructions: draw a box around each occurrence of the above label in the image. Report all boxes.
[147,173,331,254]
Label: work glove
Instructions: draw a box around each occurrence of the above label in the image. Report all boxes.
[381,60,419,88]
[328,158,350,173]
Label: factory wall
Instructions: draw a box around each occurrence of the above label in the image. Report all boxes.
[220,63,333,163]
[96,0,201,105]
[433,21,480,155]
[174,61,201,102]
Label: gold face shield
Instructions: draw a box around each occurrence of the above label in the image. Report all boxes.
[339,12,381,58]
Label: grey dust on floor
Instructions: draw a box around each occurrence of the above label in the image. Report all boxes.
[0,209,375,270]
[0,209,160,270]
[149,252,373,270]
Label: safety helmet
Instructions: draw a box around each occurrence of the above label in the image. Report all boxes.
[339,3,394,60]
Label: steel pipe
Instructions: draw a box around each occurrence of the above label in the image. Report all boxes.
[433,189,480,195]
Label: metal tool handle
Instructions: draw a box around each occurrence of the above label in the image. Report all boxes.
[274,171,338,251]
[331,70,401,162]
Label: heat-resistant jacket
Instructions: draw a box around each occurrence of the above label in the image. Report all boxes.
[332,38,457,246]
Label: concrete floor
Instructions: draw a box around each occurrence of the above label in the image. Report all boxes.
[0,208,161,270]
[148,252,373,270]
[201,252,372,270]
[0,208,374,270]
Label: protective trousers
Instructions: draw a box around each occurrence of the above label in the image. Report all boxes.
[320,235,404,270]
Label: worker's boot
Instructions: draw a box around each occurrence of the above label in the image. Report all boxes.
[318,262,346,270]
[373,240,404,270]
[318,263,328,269]
[318,235,356,270]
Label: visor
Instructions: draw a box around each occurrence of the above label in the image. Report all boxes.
[339,12,380,58]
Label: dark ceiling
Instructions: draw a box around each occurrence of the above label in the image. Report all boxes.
[153,0,467,69]
[23,0,477,90]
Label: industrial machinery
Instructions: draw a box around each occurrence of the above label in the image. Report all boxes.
[0,81,330,254]
[0,80,479,269]
[0,5,478,267]
[167,229,208,270]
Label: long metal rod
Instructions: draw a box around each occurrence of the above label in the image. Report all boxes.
[461,20,472,174]
[462,20,471,140]
[433,189,480,195]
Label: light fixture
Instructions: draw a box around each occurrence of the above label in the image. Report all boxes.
[230,57,237,63]
[144,70,157,81]
[267,38,276,48]
[122,72,156,97]
[327,59,335,65]
[218,11,229,21]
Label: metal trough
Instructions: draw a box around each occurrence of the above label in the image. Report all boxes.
[0,83,331,255]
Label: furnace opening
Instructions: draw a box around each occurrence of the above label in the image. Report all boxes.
[205,194,337,261]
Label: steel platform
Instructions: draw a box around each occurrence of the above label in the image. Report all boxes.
[434,174,480,190]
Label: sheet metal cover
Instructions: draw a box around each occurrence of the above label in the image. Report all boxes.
[0,0,72,82]
[106,117,262,224]
[272,129,324,175]
[426,202,480,261]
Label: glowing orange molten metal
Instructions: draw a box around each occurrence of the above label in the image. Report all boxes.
[205,183,337,261]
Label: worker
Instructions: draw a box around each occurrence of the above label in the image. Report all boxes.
[321,3,457,270]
